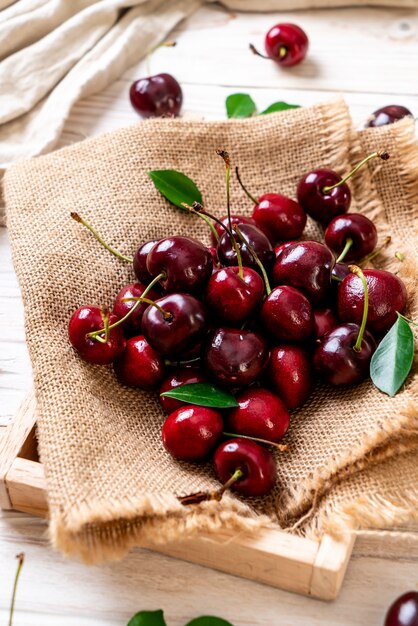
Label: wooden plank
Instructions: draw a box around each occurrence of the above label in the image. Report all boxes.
[5,457,48,518]
[310,533,356,600]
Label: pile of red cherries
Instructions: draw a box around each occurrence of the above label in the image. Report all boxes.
[68,148,407,502]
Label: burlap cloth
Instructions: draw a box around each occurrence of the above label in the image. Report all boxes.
[4,99,418,562]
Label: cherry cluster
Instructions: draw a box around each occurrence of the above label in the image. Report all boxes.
[68,149,407,502]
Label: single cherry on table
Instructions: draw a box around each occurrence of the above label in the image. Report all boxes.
[250,23,309,67]
[130,73,182,118]
[384,591,418,626]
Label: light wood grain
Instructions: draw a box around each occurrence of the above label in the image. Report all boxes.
[1,3,418,624]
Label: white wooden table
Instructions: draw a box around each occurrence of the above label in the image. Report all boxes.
[1,4,418,625]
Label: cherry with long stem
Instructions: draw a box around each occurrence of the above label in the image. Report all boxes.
[249,43,284,60]
[322,151,389,195]
[216,150,232,232]
[71,212,133,263]
[348,265,369,352]
[234,225,271,294]
[359,236,391,267]
[336,237,353,263]
[181,202,220,242]
[178,468,244,506]
[235,166,258,205]
[223,431,288,452]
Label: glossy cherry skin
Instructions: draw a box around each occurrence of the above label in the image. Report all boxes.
[133,240,159,283]
[325,213,377,262]
[384,591,418,626]
[274,241,295,259]
[297,169,351,225]
[113,282,158,335]
[129,73,182,118]
[162,405,223,462]
[267,345,312,409]
[211,214,256,245]
[313,307,338,339]
[227,388,290,442]
[265,23,309,67]
[313,323,376,386]
[68,306,126,365]
[367,105,412,128]
[338,269,407,335]
[114,335,165,389]
[147,236,213,293]
[142,293,208,356]
[272,241,335,304]
[217,224,275,272]
[204,328,269,388]
[260,285,314,342]
[214,438,276,497]
[252,194,306,243]
[159,368,207,414]
[205,266,264,325]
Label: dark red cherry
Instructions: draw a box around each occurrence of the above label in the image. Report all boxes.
[252,194,306,243]
[147,236,213,293]
[133,240,159,283]
[272,240,335,304]
[267,345,312,409]
[226,388,290,442]
[332,262,351,284]
[162,405,223,462]
[264,23,309,67]
[214,438,276,497]
[313,307,338,339]
[274,241,295,258]
[338,269,407,335]
[297,168,351,225]
[129,73,182,118]
[211,214,256,245]
[260,285,314,342]
[113,282,158,334]
[142,293,208,356]
[204,328,269,388]
[313,323,376,385]
[205,266,264,325]
[217,224,275,272]
[68,305,126,365]
[208,246,218,266]
[325,214,377,262]
[367,105,412,128]
[114,335,165,389]
[384,591,418,626]
[159,368,207,414]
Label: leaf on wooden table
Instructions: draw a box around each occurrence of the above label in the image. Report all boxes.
[226,93,257,118]
[148,170,203,209]
[185,618,235,626]
[127,610,167,626]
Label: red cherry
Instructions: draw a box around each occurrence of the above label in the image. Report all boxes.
[264,23,309,67]
[324,214,377,262]
[114,335,165,389]
[211,215,256,245]
[226,388,290,442]
[367,105,412,128]
[217,224,275,272]
[274,241,295,259]
[133,240,159,283]
[68,305,126,365]
[338,269,407,335]
[260,285,314,342]
[313,307,338,339]
[252,194,306,243]
[267,345,312,409]
[214,438,277,497]
[130,73,182,118]
[113,282,158,335]
[204,328,269,388]
[297,168,351,225]
[159,368,207,414]
[205,266,264,325]
[162,406,224,462]
[384,591,418,626]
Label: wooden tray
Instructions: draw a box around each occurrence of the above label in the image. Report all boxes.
[0,393,354,600]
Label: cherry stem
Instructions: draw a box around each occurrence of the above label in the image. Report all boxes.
[234,225,271,295]
[71,212,133,263]
[119,297,172,321]
[249,43,271,60]
[279,46,287,58]
[395,251,405,262]
[349,265,369,352]
[8,553,24,626]
[359,236,391,267]
[336,238,353,263]
[216,150,232,232]
[397,313,418,329]
[102,307,110,343]
[178,468,244,506]
[181,202,219,242]
[146,40,177,75]
[235,166,258,205]
[223,432,288,452]
[165,356,202,366]
[322,150,390,194]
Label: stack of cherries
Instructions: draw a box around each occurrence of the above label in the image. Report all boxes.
[68,149,407,503]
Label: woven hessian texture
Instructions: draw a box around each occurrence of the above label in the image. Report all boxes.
[4,99,418,562]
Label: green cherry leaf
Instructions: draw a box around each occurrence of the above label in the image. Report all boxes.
[148,170,203,210]
[226,93,257,119]
[370,314,415,397]
[160,382,238,408]
[185,617,235,626]
[259,101,301,115]
[127,610,167,626]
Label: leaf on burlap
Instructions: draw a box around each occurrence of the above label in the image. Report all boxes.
[260,101,301,114]
[148,170,203,209]
[161,382,238,408]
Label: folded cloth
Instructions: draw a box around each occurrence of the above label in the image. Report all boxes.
[4,99,418,562]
